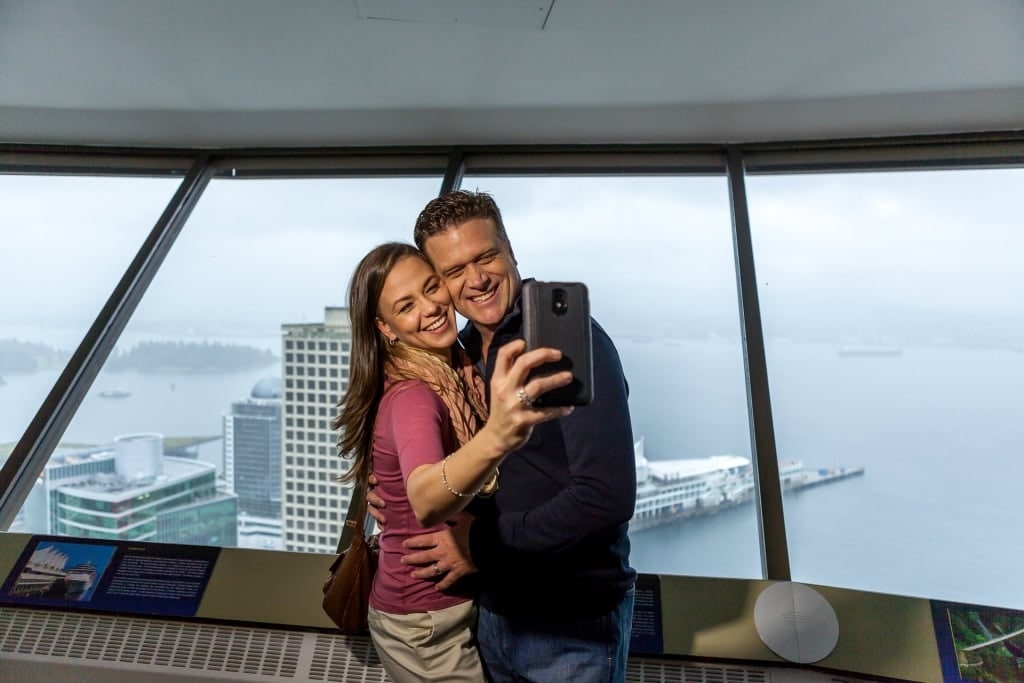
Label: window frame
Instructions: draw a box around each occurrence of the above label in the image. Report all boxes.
[2,134,1023,594]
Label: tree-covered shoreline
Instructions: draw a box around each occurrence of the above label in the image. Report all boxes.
[0,338,277,375]
[107,340,277,373]
[0,339,69,374]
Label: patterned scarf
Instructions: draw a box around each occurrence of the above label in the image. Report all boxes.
[383,342,489,448]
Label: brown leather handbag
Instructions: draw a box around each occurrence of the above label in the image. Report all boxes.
[322,481,378,634]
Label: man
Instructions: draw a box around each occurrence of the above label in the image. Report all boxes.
[376,190,637,682]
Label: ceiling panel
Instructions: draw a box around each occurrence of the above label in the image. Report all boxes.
[0,0,1021,147]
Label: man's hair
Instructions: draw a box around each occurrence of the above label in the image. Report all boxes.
[413,190,510,251]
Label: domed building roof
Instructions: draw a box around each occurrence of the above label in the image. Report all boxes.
[250,377,283,399]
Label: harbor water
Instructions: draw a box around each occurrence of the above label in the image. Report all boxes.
[2,331,1022,610]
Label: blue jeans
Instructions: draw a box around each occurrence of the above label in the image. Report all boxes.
[477,586,635,683]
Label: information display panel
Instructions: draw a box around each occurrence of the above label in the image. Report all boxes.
[1,535,219,618]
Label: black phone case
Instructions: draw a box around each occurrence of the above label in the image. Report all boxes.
[522,281,594,406]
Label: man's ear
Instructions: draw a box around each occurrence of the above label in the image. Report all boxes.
[375,317,395,343]
[505,241,518,265]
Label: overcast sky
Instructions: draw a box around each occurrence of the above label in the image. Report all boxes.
[2,167,1022,349]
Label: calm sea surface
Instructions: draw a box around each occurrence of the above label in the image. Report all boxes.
[2,329,1022,610]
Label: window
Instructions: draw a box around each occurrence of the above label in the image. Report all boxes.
[5,147,1021,612]
[0,175,180,478]
[747,168,1024,609]
[12,174,443,554]
[459,175,759,579]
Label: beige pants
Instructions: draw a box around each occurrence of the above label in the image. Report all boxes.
[368,600,485,683]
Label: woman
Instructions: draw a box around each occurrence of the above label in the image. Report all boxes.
[334,242,572,682]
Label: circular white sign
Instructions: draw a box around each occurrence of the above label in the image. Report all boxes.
[753,581,839,663]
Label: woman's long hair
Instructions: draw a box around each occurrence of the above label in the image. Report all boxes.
[333,242,426,484]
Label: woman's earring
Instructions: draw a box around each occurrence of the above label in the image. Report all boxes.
[387,336,397,347]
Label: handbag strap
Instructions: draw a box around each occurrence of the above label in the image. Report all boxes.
[336,480,369,553]
[336,430,378,553]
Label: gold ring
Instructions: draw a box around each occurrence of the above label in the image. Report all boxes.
[516,387,533,407]
[433,563,442,576]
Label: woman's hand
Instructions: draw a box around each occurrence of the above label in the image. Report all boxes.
[405,340,575,529]
[483,339,575,453]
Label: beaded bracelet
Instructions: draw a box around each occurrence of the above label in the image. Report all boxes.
[441,454,474,498]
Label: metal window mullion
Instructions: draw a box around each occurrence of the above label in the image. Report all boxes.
[460,149,726,176]
[0,149,194,176]
[208,151,451,178]
[0,154,215,529]
[741,134,1024,174]
[726,147,791,580]
[440,152,465,194]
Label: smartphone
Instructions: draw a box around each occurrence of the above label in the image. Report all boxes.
[522,280,593,406]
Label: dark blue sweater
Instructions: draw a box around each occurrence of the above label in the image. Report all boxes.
[461,290,637,620]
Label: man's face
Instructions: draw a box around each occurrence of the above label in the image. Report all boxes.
[422,217,521,332]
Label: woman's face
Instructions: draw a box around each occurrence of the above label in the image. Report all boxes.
[375,255,457,353]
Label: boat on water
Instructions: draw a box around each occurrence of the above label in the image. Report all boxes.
[837,344,902,358]
[99,388,131,398]
[631,437,864,532]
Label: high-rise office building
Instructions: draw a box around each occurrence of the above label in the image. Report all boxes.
[280,307,352,554]
[223,377,283,519]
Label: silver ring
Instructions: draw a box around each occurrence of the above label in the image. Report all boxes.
[432,563,442,576]
[516,387,533,407]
